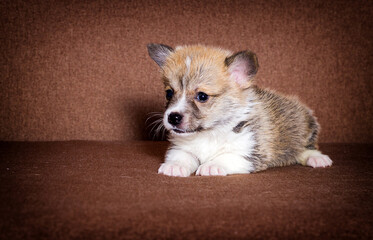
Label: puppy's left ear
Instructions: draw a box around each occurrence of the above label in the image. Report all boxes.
[225,51,259,88]
[147,43,174,67]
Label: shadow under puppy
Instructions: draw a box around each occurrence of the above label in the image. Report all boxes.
[147,44,332,177]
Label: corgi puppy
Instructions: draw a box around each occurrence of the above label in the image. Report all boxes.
[147,44,332,177]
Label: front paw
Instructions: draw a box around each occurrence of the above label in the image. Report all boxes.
[196,163,227,176]
[307,154,333,168]
[158,163,191,177]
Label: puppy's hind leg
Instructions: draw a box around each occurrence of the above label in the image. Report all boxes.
[297,115,332,168]
[297,150,333,168]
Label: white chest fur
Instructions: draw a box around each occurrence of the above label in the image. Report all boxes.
[171,128,256,164]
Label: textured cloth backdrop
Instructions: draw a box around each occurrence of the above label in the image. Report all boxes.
[1,142,372,239]
[1,0,372,142]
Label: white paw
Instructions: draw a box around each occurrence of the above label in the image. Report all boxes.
[307,154,333,168]
[196,163,227,176]
[158,163,190,177]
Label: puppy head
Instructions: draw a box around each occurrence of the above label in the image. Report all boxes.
[147,44,259,136]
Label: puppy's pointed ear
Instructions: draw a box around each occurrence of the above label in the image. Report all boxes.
[225,51,259,88]
[147,43,174,67]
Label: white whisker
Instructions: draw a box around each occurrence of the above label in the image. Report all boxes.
[145,112,164,124]
[146,112,166,140]
[146,118,163,129]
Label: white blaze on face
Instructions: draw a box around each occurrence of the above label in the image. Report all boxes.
[164,93,188,130]
[185,56,191,74]
[163,56,192,130]
[182,56,191,88]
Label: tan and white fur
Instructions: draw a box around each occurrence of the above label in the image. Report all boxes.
[147,44,332,177]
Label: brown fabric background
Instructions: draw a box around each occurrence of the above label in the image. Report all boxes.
[1,142,372,239]
[1,0,372,142]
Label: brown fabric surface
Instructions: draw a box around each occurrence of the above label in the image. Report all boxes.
[0,0,372,142]
[0,141,372,239]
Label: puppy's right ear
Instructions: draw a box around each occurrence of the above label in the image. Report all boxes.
[147,43,174,67]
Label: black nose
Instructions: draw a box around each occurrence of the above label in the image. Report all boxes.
[168,112,183,126]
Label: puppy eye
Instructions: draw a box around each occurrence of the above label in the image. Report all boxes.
[196,92,209,103]
[165,89,174,101]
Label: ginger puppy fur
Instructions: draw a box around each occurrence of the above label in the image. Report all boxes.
[147,44,332,177]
